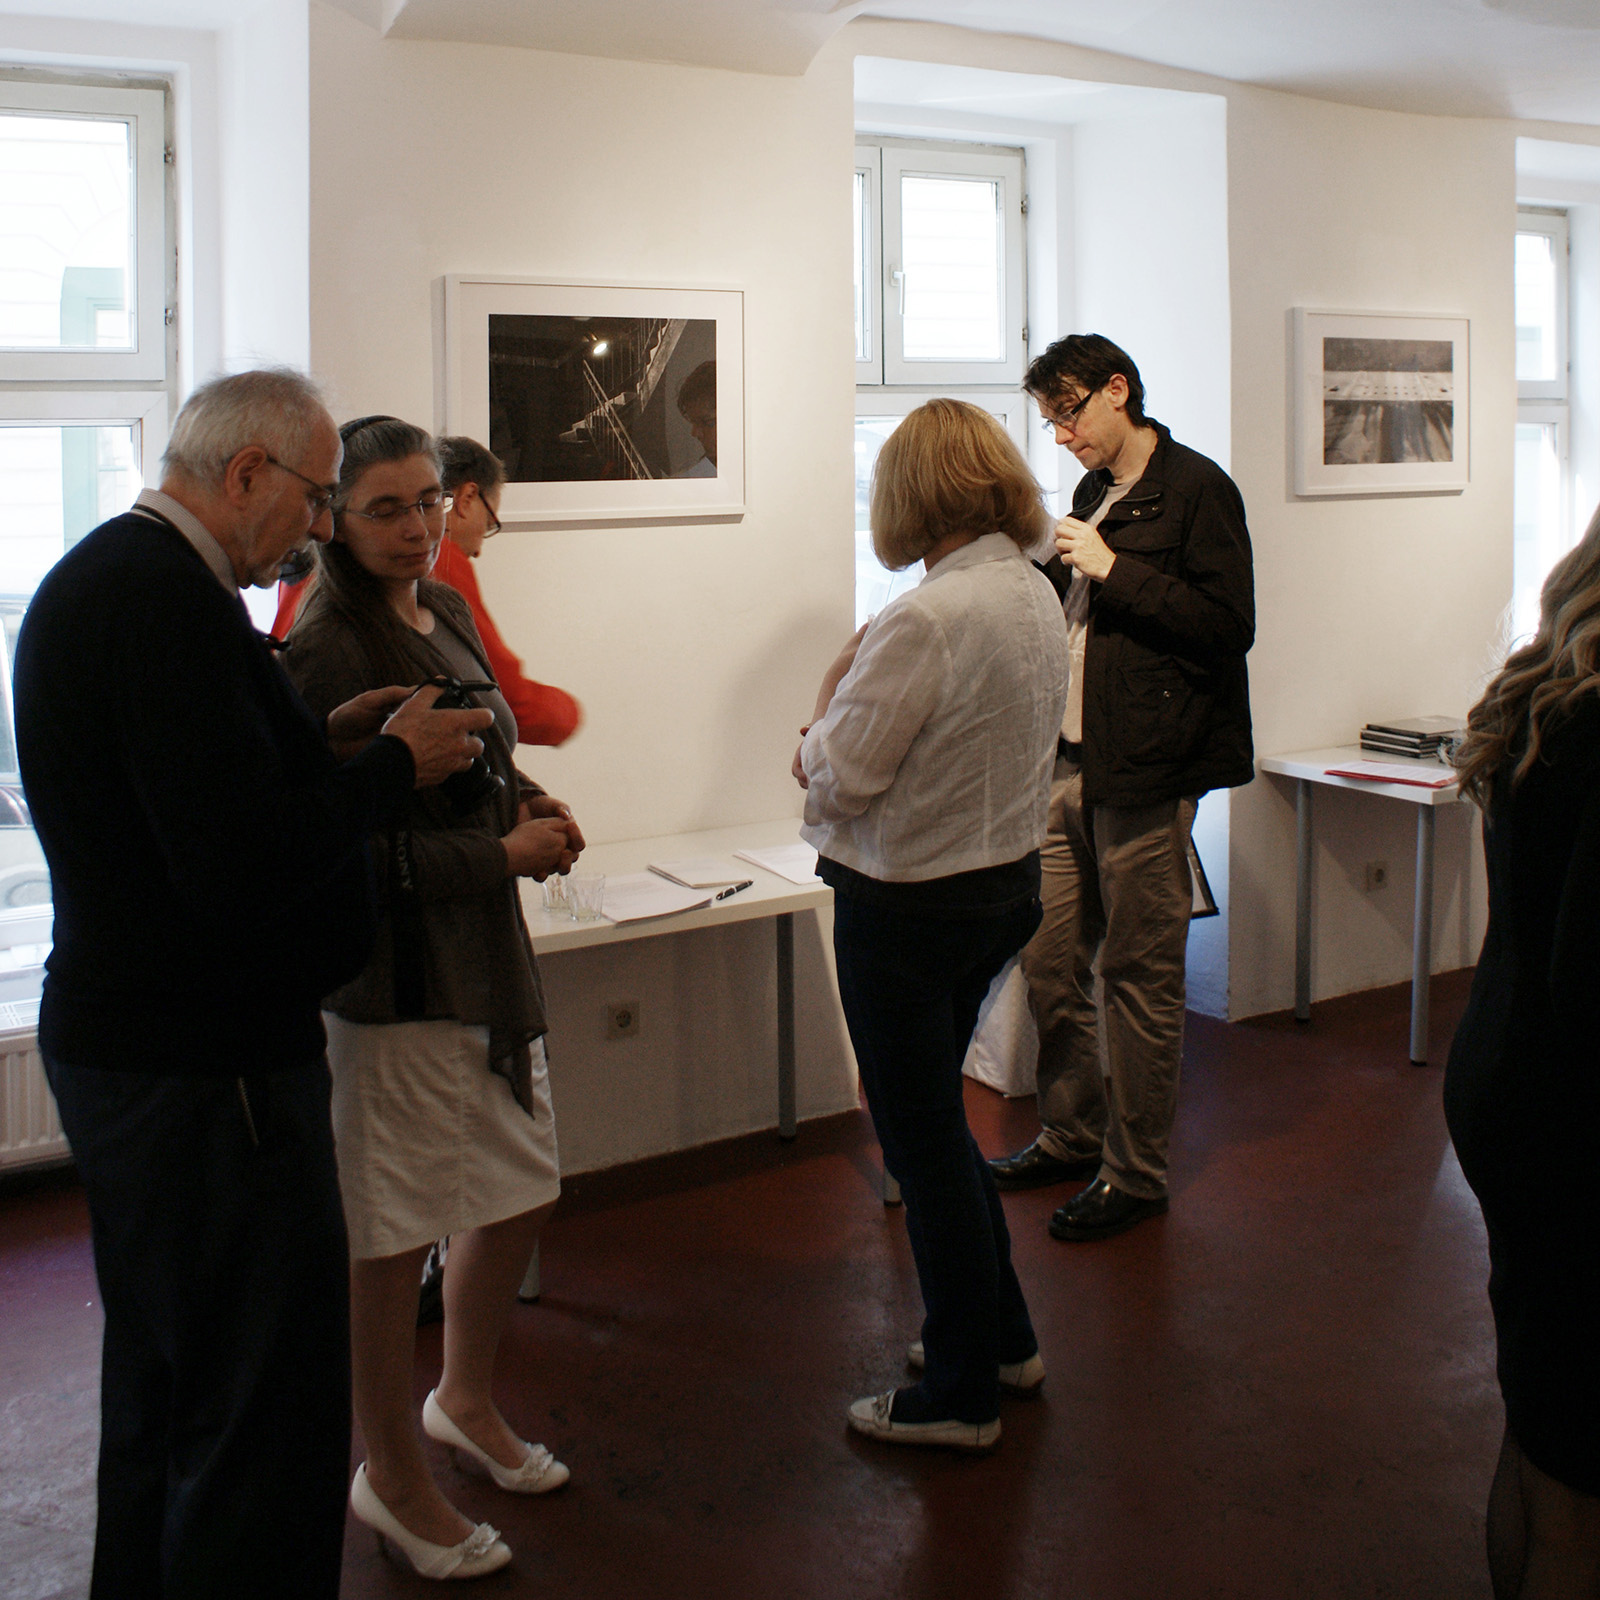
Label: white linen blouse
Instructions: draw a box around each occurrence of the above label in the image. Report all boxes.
[800,532,1070,883]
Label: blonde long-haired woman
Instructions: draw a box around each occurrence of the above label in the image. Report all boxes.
[1447,508,1600,1599]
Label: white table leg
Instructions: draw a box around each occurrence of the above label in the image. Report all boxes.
[1410,806,1436,1064]
[776,912,796,1139]
[1295,778,1313,1021]
[517,1242,540,1303]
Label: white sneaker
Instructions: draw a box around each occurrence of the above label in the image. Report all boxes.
[847,1390,1000,1451]
[906,1341,1046,1393]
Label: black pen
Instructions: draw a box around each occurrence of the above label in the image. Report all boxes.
[713,880,753,901]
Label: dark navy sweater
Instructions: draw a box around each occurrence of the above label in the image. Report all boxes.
[14,510,415,1075]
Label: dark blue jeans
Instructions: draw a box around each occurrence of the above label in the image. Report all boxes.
[832,893,1041,1423]
[44,1057,351,1600]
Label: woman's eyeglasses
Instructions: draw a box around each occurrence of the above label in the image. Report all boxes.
[343,491,454,525]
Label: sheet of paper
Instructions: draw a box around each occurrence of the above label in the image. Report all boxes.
[734,842,822,885]
[647,857,752,889]
[1324,759,1455,789]
[600,872,714,924]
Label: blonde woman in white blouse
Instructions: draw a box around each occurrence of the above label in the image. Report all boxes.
[796,399,1069,1451]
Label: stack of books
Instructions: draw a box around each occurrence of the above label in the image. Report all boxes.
[1359,715,1464,762]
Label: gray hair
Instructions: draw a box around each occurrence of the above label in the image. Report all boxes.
[161,367,330,485]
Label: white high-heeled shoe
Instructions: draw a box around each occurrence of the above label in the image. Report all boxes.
[349,1463,512,1580]
[423,1389,571,1494]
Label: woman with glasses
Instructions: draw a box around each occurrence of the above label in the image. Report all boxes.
[284,416,583,1581]
[434,435,581,748]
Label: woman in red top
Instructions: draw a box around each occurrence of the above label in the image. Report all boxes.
[272,434,580,748]
[434,436,580,747]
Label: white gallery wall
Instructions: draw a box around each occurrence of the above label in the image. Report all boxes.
[849,55,1235,1013]
[844,19,1527,1021]
[308,1,856,845]
[1069,97,1232,1014]
[306,2,860,1168]
[1224,89,1517,1018]
[217,0,311,370]
[11,0,1600,1101]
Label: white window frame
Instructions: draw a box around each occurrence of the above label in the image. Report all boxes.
[853,387,1032,452]
[852,390,1039,628]
[0,79,168,382]
[857,138,1026,389]
[1512,402,1570,641]
[0,388,168,483]
[855,146,884,384]
[1517,208,1569,404]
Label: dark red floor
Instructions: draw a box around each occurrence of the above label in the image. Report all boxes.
[1,972,1495,1599]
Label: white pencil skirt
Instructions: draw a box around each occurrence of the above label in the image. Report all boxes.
[323,1014,561,1261]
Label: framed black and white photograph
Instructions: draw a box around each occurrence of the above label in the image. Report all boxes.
[1291,310,1469,497]
[438,276,744,525]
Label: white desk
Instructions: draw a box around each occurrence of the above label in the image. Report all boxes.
[520,817,832,1141]
[512,818,837,1299]
[1258,746,1467,1064]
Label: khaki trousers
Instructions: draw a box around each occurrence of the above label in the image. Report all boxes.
[1020,759,1196,1200]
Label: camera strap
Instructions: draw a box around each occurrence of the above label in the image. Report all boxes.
[389,827,428,1018]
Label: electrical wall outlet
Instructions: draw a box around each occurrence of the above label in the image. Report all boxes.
[606,1000,641,1039]
[1364,860,1388,892]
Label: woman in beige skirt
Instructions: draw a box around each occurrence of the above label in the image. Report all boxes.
[286,416,583,1581]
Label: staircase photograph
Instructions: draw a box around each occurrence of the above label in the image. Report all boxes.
[488,312,716,484]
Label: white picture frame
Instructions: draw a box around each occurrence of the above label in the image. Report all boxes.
[1291,309,1469,497]
[437,275,744,527]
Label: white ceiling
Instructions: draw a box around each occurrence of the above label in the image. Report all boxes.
[854,0,1600,123]
[352,0,1600,124]
[8,0,1600,126]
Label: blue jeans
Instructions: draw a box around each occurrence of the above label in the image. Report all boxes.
[44,1057,351,1600]
[832,894,1041,1423]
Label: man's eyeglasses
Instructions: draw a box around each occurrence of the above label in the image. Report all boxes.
[1038,388,1098,434]
[343,491,454,525]
[265,455,337,515]
[476,496,502,539]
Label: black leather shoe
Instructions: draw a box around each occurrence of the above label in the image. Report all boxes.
[1048,1178,1168,1241]
[988,1140,1101,1191]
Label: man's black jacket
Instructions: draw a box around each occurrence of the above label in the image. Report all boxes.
[1039,420,1254,807]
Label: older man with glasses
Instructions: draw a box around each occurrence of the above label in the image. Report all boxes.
[14,368,494,1599]
[987,334,1256,1241]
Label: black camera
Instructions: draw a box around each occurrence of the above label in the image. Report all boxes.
[424,675,506,815]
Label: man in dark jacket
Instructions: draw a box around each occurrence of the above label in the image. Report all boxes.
[14,368,492,1599]
[988,335,1254,1240]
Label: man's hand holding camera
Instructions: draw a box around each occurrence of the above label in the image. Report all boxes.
[327,683,495,788]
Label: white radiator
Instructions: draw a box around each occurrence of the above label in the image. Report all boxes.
[0,1003,69,1171]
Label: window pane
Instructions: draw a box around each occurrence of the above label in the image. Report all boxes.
[854,416,921,628]
[854,170,869,363]
[899,174,1002,362]
[1512,420,1565,643]
[1515,231,1559,384]
[0,113,133,351]
[0,422,143,1003]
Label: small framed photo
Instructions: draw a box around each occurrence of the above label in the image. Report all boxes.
[438,275,744,527]
[1291,309,1469,497]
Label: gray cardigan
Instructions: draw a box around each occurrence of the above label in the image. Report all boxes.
[284,579,547,1108]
